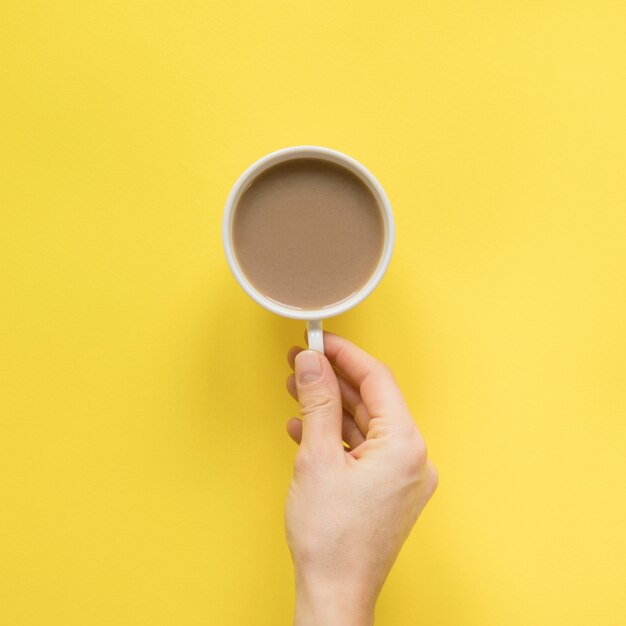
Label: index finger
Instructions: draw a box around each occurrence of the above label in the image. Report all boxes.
[321,332,413,424]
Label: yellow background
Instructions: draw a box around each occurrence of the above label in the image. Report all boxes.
[1,1,625,624]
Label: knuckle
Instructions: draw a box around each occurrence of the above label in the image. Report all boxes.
[293,449,314,474]
[294,445,335,474]
[363,361,394,386]
[402,431,428,473]
[353,403,370,429]
[300,393,338,417]
[376,361,394,379]
[428,463,439,495]
[366,416,388,438]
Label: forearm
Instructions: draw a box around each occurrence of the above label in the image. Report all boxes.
[294,577,376,626]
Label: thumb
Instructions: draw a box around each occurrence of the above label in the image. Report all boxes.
[294,350,343,453]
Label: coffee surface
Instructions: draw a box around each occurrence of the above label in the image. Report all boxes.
[232,158,384,309]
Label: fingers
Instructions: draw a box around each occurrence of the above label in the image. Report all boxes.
[286,373,297,400]
[286,371,370,435]
[287,333,414,446]
[287,345,303,370]
[286,367,368,450]
[286,417,302,444]
[336,377,371,435]
[341,411,366,449]
[320,332,391,389]
[294,350,344,454]
[286,413,365,450]
[425,459,439,499]
[288,349,367,451]
[322,332,413,426]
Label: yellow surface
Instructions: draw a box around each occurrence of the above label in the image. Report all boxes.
[1,1,625,624]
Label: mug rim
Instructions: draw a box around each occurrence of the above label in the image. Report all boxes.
[222,145,395,321]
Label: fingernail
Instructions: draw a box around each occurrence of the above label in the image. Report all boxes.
[296,350,322,384]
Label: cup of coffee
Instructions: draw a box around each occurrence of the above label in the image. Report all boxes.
[222,146,394,353]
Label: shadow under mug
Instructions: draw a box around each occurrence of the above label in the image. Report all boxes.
[222,145,395,354]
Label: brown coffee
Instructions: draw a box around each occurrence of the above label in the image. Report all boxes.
[232,158,384,310]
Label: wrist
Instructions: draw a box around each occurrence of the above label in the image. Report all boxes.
[294,573,377,626]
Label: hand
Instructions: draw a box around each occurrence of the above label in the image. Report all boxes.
[284,332,438,626]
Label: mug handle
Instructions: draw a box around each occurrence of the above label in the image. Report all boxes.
[306,320,324,353]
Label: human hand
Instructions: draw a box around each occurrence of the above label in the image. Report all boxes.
[284,332,438,626]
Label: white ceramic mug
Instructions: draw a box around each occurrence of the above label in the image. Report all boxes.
[222,145,395,353]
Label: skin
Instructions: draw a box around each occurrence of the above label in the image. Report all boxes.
[284,332,439,626]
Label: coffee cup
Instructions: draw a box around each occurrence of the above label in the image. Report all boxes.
[222,145,394,353]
